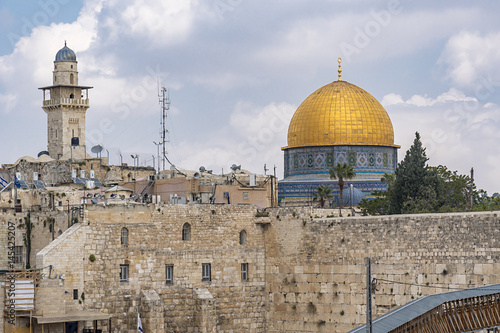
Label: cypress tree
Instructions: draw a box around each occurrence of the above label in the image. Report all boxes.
[389,132,429,214]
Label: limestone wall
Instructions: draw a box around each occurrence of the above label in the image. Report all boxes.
[0,213,15,270]
[81,204,267,332]
[14,203,500,333]
[36,223,88,314]
[263,210,500,332]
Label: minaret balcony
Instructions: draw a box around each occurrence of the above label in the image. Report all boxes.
[43,98,89,107]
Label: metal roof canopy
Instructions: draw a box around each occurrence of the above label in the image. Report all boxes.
[349,284,500,333]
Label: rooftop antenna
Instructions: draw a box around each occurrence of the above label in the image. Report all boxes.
[158,82,170,171]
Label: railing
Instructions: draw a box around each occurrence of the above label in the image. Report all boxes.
[4,269,41,319]
[43,98,89,106]
[391,294,500,333]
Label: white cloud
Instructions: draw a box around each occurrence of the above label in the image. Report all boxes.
[255,8,479,67]
[382,88,477,107]
[388,93,500,194]
[174,101,295,175]
[0,93,17,114]
[102,0,204,47]
[0,0,102,88]
[440,31,500,87]
[381,93,404,106]
[191,72,259,91]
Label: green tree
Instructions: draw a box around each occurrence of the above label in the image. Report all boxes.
[360,133,482,215]
[359,191,389,216]
[329,163,356,208]
[313,185,333,208]
[432,165,472,212]
[389,132,432,214]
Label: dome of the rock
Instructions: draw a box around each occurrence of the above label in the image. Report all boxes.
[286,80,398,149]
[278,60,400,206]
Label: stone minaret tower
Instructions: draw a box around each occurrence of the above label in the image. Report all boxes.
[39,42,92,160]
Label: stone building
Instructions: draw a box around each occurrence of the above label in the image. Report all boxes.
[129,169,277,208]
[2,205,500,332]
[39,42,92,161]
[279,60,400,205]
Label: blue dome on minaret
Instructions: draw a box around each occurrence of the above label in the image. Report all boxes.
[55,42,76,62]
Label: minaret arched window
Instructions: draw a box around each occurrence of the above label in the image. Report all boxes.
[121,227,129,245]
[70,94,74,99]
[182,223,191,241]
[70,74,74,84]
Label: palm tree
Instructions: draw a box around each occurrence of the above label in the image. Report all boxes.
[313,185,333,208]
[381,172,395,188]
[329,163,356,208]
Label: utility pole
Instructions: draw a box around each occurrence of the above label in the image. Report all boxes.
[269,168,273,208]
[273,165,277,207]
[366,257,372,333]
[158,86,170,171]
[470,167,474,211]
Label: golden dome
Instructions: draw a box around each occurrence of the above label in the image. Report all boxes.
[285,80,399,149]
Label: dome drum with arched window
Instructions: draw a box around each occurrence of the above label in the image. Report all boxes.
[278,60,399,205]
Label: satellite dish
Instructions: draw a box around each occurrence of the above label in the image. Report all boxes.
[86,193,93,198]
[91,145,103,154]
[193,172,200,179]
[206,170,213,174]
[170,165,176,171]
[37,151,50,158]
[231,164,241,171]
[110,194,117,198]
[130,193,137,198]
[119,195,125,200]
[199,166,206,173]
[91,198,98,204]
[94,193,100,198]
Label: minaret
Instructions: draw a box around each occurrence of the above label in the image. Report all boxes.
[39,42,92,160]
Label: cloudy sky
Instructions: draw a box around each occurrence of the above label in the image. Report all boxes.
[1,0,499,194]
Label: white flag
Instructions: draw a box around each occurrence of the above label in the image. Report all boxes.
[138,312,143,332]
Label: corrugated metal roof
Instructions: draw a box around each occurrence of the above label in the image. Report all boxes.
[348,284,500,333]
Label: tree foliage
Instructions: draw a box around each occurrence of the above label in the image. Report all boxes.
[329,163,356,208]
[313,185,333,208]
[359,132,482,215]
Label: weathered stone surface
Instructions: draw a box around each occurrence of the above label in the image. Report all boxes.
[2,206,500,332]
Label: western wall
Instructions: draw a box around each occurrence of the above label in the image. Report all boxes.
[1,206,499,332]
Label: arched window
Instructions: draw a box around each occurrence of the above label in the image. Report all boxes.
[182,223,191,241]
[69,93,74,99]
[70,74,74,84]
[239,230,247,245]
[121,227,128,245]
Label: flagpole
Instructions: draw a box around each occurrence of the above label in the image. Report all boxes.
[137,305,143,333]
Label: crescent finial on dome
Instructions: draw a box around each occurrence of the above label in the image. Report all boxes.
[337,57,342,81]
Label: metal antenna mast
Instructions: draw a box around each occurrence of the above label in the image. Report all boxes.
[158,86,170,171]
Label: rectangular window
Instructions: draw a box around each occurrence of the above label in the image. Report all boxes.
[120,264,129,282]
[241,263,249,281]
[73,289,78,300]
[166,265,174,284]
[202,263,211,282]
[13,246,23,264]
